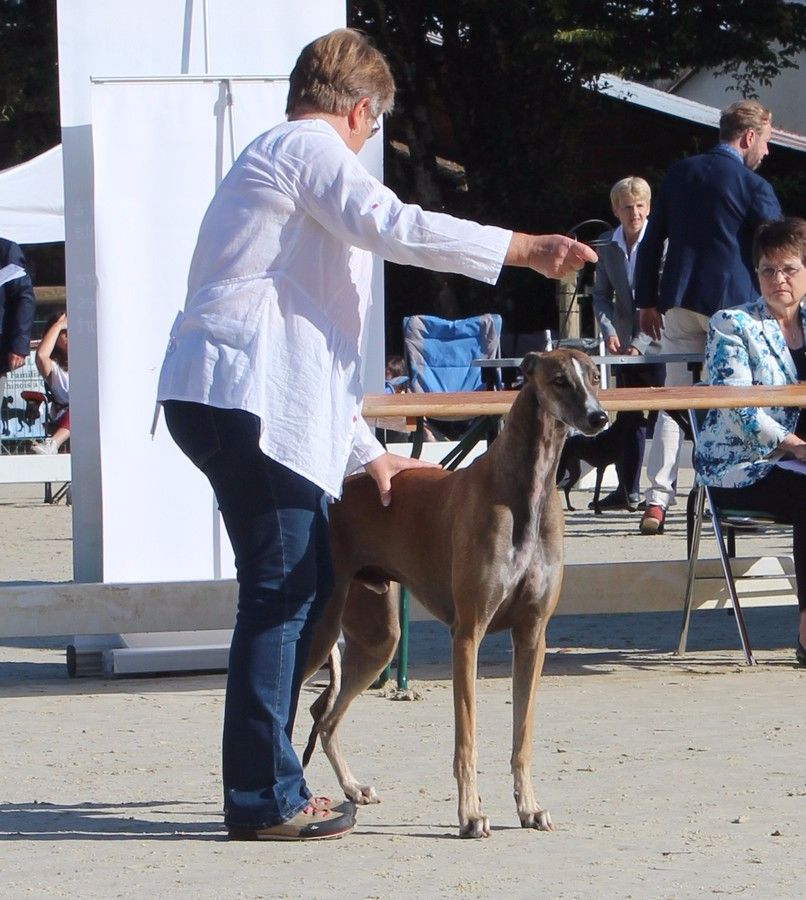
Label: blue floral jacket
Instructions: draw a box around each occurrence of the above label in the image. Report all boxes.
[694,298,804,488]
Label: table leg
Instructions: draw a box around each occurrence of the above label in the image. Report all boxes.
[396,585,410,691]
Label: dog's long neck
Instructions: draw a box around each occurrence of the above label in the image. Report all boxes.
[485,383,567,512]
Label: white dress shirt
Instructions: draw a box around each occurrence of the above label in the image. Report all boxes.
[157,119,511,497]
[611,221,647,290]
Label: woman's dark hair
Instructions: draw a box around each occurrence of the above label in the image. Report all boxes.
[45,310,68,369]
[753,217,806,267]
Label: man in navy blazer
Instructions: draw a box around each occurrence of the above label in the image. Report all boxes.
[0,236,36,376]
[634,99,782,534]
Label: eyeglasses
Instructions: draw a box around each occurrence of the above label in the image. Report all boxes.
[369,117,381,138]
[757,263,804,281]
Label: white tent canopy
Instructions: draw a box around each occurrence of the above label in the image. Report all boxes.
[0,145,65,244]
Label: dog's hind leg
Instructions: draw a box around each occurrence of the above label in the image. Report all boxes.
[562,457,581,512]
[510,614,554,831]
[315,581,400,805]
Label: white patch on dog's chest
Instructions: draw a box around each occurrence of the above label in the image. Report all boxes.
[502,521,544,597]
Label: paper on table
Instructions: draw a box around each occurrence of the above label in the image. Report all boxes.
[775,458,806,476]
[0,264,26,288]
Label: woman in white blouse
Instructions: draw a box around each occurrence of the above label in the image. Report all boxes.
[158,27,597,842]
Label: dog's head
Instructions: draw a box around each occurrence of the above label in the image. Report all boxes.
[520,349,608,436]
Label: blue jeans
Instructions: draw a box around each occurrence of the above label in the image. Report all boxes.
[163,401,333,827]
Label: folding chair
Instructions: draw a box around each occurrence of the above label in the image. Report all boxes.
[402,312,502,465]
[678,406,792,666]
[44,382,71,504]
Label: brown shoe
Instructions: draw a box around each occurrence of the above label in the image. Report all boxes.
[640,504,665,535]
[227,797,356,841]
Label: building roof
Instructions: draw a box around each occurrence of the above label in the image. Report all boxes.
[596,73,806,153]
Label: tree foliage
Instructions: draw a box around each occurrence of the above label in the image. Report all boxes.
[0,0,59,169]
[349,1,806,330]
[2,1,804,332]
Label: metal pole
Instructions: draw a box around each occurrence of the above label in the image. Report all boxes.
[397,586,410,690]
[202,0,211,74]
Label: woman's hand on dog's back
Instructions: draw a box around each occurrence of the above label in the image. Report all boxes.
[365,452,439,508]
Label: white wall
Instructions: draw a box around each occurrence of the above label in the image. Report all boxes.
[56,1,365,583]
[674,53,806,136]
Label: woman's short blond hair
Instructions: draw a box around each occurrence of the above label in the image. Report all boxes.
[286,28,395,119]
[610,176,651,210]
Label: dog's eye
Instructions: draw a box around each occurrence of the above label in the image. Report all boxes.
[553,375,567,386]
[591,372,600,385]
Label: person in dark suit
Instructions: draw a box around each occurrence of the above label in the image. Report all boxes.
[634,99,782,535]
[591,176,663,511]
[0,236,36,376]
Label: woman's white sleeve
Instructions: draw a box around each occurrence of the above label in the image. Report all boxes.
[345,411,386,477]
[293,134,512,285]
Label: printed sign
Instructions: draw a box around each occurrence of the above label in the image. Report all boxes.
[0,351,48,442]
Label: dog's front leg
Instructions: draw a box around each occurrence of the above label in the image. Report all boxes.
[510,618,554,831]
[452,625,488,838]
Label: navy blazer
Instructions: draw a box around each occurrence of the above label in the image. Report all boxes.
[0,237,36,372]
[634,145,781,318]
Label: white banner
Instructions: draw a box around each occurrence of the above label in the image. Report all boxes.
[57,1,350,583]
[91,79,291,583]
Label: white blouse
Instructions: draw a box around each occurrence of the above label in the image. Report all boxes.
[157,119,511,497]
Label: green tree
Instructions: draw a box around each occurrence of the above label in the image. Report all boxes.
[350,1,806,331]
[0,0,59,169]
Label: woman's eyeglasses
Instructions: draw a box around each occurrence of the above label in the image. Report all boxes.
[369,117,381,138]
[757,263,804,281]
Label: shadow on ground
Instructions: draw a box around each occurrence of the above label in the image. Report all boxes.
[1,606,799,695]
[0,799,223,840]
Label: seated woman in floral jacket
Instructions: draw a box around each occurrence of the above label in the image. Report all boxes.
[695,217,806,665]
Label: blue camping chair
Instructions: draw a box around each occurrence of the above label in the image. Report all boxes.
[402,313,502,452]
[403,313,502,395]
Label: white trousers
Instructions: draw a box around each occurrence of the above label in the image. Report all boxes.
[644,307,709,509]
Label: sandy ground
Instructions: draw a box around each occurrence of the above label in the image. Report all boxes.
[1,481,804,899]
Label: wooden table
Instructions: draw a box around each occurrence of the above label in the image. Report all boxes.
[363,383,806,425]
[472,352,704,368]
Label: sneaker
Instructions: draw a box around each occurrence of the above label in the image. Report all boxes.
[227,797,356,842]
[639,504,665,535]
[31,438,57,455]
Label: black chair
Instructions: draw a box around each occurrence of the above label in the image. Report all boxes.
[679,406,793,665]
[42,381,71,505]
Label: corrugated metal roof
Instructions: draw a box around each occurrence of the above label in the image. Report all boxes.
[596,73,806,153]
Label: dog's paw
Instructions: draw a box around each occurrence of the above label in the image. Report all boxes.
[344,782,380,805]
[519,809,554,831]
[459,815,491,838]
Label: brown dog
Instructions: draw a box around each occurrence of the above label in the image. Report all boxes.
[303,348,607,838]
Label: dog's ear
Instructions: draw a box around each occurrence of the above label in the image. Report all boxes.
[521,351,542,377]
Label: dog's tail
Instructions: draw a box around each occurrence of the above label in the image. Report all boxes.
[302,645,342,767]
